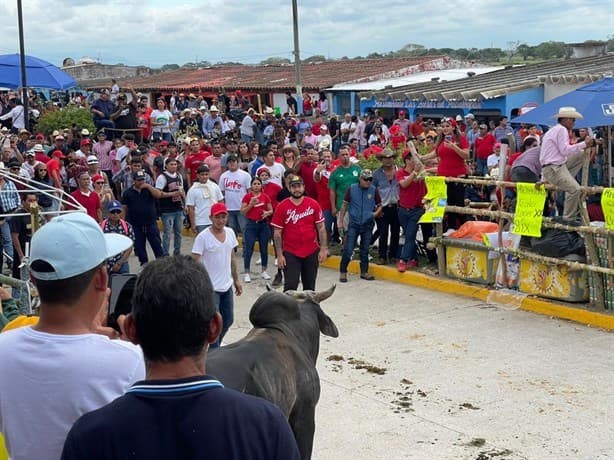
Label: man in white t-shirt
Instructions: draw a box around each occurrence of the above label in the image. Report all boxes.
[262,148,286,187]
[219,155,251,237]
[186,164,224,234]
[0,212,145,460]
[191,203,242,347]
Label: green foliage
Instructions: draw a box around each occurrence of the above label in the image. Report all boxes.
[36,106,95,136]
[259,57,292,65]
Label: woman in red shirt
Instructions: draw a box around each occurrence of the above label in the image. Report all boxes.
[423,118,470,230]
[240,176,273,282]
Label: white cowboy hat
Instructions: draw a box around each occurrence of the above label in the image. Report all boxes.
[209,105,219,112]
[553,106,583,119]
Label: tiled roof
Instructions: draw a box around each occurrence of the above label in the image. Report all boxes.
[96,56,452,92]
[366,54,614,102]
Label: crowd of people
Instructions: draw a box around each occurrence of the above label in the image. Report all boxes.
[0,81,607,459]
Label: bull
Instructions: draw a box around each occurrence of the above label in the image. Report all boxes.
[206,285,338,460]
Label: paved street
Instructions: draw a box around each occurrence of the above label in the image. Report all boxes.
[134,237,614,459]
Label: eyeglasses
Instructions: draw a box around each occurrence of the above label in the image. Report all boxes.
[95,181,105,184]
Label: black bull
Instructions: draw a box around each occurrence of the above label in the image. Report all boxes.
[206,285,338,460]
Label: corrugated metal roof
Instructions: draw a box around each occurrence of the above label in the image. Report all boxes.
[366,54,614,102]
[84,56,455,92]
[327,66,502,91]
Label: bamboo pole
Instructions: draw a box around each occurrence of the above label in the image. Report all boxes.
[436,223,446,276]
[579,149,605,308]
[447,176,606,195]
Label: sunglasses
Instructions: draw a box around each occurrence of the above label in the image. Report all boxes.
[38,169,47,172]
[110,210,122,214]
[95,181,105,184]
[362,177,373,181]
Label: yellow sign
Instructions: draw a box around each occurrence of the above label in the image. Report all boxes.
[419,176,447,223]
[602,188,614,230]
[513,183,547,237]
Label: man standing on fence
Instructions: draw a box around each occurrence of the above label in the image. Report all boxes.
[540,107,595,221]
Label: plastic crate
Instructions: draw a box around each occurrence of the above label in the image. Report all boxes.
[444,238,499,285]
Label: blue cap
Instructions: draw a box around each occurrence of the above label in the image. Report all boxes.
[108,200,122,212]
[30,212,132,281]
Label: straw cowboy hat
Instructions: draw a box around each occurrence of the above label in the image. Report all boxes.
[553,106,583,119]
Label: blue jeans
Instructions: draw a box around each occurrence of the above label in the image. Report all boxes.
[196,224,210,234]
[398,207,424,263]
[340,221,374,274]
[1,220,13,266]
[227,210,247,237]
[476,158,488,176]
[210,287,234,348]
[152,131,172,142]
[161,210,183,256]
[132,222,165,265]
[109,261,130,274]
[243,220,270,272]
[241,134,253,144]
[323,210,334,238]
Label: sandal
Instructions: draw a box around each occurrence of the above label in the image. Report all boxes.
[339,273,348,283]
[360,273,375,281]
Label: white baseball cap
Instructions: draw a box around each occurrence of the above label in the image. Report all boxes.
[30,212,132,281]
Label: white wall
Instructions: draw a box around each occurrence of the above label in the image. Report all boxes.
[272,92,320,114]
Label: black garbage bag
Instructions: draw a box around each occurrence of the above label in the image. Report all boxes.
[530,218,586,258]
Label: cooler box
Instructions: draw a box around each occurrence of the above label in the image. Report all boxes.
[444,238,498,285]
[519,256,588,302]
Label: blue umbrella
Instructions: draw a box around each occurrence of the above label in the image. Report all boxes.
[512,77,614,128]
[0,53,77,90]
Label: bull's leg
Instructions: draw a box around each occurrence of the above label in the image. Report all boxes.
[289,404,316,460]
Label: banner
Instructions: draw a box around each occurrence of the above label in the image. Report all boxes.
[512,183,547,237]
[419,176,447,224]
[602,188,614,230]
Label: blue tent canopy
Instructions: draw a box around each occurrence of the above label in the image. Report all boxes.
[0,54,77,90]
[511,77,614,128]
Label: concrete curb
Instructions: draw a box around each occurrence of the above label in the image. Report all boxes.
[319,254,614,331]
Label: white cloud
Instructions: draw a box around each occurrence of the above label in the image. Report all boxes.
[0,0,610,67]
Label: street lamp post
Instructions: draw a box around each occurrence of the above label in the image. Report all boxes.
[17,0,29,130]
[292,0,302,115]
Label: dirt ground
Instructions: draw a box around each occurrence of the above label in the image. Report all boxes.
[137,237,614,460]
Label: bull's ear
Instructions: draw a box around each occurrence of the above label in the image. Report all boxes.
[314,304,339,338]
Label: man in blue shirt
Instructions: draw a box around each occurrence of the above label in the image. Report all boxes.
[61,255,300,460]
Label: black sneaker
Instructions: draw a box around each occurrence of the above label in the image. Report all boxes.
[272,272,283,287]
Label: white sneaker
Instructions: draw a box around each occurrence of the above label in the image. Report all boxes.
[261,271,271,280]
[255,257,262,265]
[244,273,251,283]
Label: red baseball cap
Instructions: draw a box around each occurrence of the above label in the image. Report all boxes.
[210,202,228,217]
[52,150,66,159]
[160,141,169,146]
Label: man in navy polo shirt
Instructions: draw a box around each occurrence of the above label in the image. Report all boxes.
[61,255,299,460]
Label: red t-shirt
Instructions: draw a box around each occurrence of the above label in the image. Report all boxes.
[263,182,282,209]
[45,158,61,187]
[297,161,318,199]
[474,134,496,160]
[436,135,470,177]
[35,152,50,164]
[410,122,424,138]
[242,192,271,221]
[185,152,209,183]
[397,169,426,209]
[271,196,324,258]
[70,189,101,221]
[314,167,334,211]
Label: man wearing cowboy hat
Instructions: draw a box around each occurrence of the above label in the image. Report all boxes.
[202,105,223,137]
[540,106,596,221]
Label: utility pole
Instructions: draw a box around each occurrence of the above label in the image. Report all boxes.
[17,0,29,130]
[292,0,302,115]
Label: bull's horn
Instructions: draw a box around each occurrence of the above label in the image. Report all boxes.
[312,284,336,303]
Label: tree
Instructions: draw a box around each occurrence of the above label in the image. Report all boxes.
[303,55,326,63]
[160,64,180,71]
[37,106,95,137]
[260,57,291,65]
[533,41,566,60]
[516,44,533,61]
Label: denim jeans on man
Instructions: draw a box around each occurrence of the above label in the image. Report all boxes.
[340,221,374,274]
[243,220,270,272]
[398,207,424,263]
[210,287,234,348]
[0,220,13,268]
[133,223,165,265]
[160,210,183,256]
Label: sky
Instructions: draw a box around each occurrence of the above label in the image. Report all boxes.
[0,0,612,68]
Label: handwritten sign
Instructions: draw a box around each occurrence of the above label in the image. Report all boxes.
[419,176,447,223]
[512,183,547,237]
[602,188,614,230]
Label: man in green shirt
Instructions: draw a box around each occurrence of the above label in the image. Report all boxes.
[328,144,361,218]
